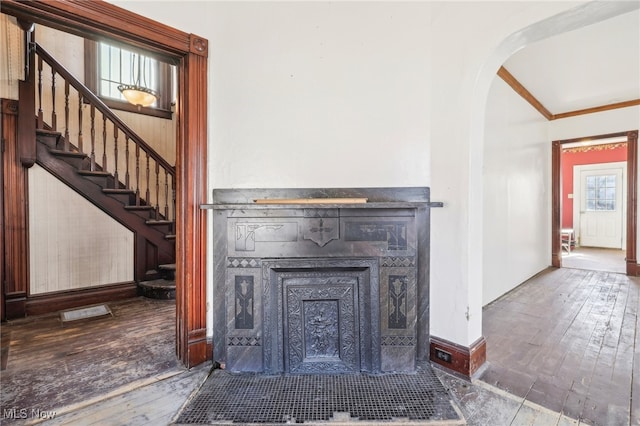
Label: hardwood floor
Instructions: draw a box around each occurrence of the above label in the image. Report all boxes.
[562,246,626,274]
[480,267,639,426]
[2,269,637,425]
[0,297,183,421]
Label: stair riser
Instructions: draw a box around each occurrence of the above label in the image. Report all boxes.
[55,155,87,169]
[106,193,135,205]
[139,285,175,300]
[36,135,60,149]
[162,270,176,280]
[80,175,115,188]
[147,223,173,233]
[126,208,156,220]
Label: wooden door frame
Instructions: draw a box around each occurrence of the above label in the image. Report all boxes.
[552,130,639,275]
[1,0,210,367]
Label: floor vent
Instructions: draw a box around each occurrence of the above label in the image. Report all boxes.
[60,304,112,323]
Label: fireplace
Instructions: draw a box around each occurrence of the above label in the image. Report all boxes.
[208,188,431,374]
[263,259,379,374]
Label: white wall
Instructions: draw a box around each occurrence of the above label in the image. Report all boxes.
[482,77,550,306]
[207,2,432,188]
[110,0,637,348]
[549,106,640,141]
[28,164,134,294]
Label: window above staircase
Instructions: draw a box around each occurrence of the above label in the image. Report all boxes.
[84,40,174,119]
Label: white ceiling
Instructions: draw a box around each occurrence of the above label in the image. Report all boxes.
[503,8,640,115]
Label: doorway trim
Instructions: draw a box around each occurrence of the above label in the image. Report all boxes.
[1,0,209,367]
[552,130,639,275]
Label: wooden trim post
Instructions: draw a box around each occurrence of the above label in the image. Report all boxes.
[627,130,638,275]
[176,36,211,366]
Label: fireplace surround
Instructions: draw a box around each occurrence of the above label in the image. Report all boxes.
[207,187,431,374]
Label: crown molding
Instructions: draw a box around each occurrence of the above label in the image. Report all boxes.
[497,66,639,121]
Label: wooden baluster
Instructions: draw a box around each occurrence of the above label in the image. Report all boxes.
[63,80,70,151]
[135,144,141,206]
[172,179,176,223]
[125,136,130,189]
[102,116,107,173]
[155,162,160,219]
[145,153,151,207]
[77,94,83,153]
[90,105,96,171]
[113,124,119,186]
[164,169,169,220]
[51,69,57,131]
[37,56,43,128]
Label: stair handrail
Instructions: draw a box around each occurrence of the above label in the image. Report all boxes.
[34,42,175,179]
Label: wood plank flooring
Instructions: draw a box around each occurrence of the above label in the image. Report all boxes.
[0,297,183,421]
[480,267,639,426]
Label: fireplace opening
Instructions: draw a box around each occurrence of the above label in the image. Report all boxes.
[263,261,380,374]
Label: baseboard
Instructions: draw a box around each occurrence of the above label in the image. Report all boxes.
[25,282,138,316]
[4,292,27,320]
[429,335,486,380]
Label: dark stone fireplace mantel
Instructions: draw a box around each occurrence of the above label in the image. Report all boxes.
[203,187,431,374]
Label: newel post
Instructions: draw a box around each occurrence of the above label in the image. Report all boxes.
[17,19,36,168]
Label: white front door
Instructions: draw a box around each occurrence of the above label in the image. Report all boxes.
[578,165,624,249]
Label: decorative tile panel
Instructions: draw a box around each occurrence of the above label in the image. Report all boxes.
[381,336,416,346]
[235,276,254,329]
[388,275,408,329]
[285,283,359,374]
[227,336,262,346]
[381,257,416,267]
[303,217,339,247]
[235,222,298,251]
[227,257,261,268]
[344,222,407,250]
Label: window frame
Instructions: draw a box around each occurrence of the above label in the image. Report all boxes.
[84,39,173,119]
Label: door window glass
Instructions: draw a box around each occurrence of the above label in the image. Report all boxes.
[585,174,616,211]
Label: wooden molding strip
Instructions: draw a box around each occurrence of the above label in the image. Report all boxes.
[497,66,553,120]
[553,99,640,120]
[497,66,640,121]
[254,198,368,205]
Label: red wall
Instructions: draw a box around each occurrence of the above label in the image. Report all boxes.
[561,144,627,228]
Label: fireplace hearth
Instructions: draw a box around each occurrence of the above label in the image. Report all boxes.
[207,187,431,374]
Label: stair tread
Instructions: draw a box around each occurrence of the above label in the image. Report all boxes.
[146,219,173,225]
[36,128,62,136]
[158,263,176,270]
[124,205,155,210]
[78,170,111,176]
[139,279,175,289]
[49,149,86,158]
[103,188,135,194]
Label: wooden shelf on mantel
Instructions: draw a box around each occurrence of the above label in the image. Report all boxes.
[200,201,429,210]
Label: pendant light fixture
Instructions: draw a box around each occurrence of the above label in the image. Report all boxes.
[118,51,158,108]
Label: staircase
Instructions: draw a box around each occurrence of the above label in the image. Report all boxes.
[29,43,176,299]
